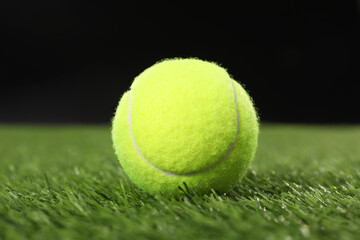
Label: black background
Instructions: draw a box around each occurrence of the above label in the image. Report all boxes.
[1,1,359,124]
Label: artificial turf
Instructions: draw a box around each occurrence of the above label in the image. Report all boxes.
[0,124,359,240]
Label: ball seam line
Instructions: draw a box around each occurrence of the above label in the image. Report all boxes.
[127,80,240,177]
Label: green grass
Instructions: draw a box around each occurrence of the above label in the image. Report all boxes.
[0,124,359,240]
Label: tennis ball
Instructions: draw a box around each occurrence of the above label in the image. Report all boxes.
[112,58,259,197]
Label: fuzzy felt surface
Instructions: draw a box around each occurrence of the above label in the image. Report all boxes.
[112,58,259,196]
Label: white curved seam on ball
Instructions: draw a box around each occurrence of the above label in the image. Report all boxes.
[128,80,240,177]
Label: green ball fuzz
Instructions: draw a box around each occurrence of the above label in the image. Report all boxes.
[112,58,259,197]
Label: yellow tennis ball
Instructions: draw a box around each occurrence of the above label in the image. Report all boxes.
[112,58,259,196]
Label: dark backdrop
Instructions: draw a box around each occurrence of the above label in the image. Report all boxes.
[1,1,359,124]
